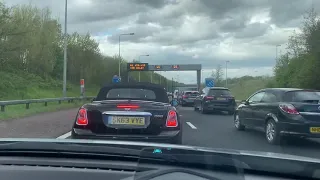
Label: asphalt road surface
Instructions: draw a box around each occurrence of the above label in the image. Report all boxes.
[0,106,320,159]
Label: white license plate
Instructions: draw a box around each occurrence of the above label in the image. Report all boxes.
[217,97,227,100]
[109,116,145,125]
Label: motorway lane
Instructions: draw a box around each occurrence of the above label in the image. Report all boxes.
[180,106,320,159]
[1,106,320,159]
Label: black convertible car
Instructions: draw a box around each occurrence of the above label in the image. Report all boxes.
[71,82,182,144]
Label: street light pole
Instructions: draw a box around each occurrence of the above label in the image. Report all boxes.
[276,44,281,63]
[138,54,149,82]
[62,0,68,97]
[172,77,174,94]
[118,36,120,77]
[118,33,134,77]
[225,61,229,88]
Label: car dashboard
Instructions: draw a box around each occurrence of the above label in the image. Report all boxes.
[0,156,306,180]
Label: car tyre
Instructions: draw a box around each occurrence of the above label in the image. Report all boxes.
[234,113,245,130]
[265,119,281,145]
[200,104,207,114]
[194,104,199,111]
[228,110,235,115]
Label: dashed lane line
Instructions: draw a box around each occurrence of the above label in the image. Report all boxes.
[186,122,197,129]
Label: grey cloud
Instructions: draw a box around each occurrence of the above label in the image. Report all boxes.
[267,0,320,27]
[159,32,220,46]
[136,9,185,27]
[135,0,249,27]
[134,0,270,43]
[234,23,271,39]
[220,14,249,32]
[136,0,258,23]
[147,51,275,70]
[68,17,131,35]
[144,25,221,46]
[67,0,146,24]
[198,0,251,19]
[6,0,148,25]
[131,0,177,8]
[110,12,221,45]
[107,24,162,43]
[4,0,315,75]
[7,0,314,33]
[7,0,314,41]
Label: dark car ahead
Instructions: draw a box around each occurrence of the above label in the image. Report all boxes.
[194,87,236,115]
[71,82,182,144]
[234,88,320,145]
[180,91,199,106]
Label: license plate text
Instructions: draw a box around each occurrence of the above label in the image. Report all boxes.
[111,116,145,125]
[310,127,320,133]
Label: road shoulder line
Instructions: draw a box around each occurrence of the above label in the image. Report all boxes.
[56,131,71,139]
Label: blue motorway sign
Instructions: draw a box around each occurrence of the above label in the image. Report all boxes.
[171,99,179,107]
[112,75,121,83]
[205,78,214,87]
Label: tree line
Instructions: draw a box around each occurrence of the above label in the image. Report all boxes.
[0,2,178,92]
[268,8,320,90]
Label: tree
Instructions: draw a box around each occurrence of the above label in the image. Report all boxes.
[272,7,320,90]
[211,64,224,87]
[0,2,178,93]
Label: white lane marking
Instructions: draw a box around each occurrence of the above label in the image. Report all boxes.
[56,131,71,139]
[179,115,182,116]
[186,122,197,129]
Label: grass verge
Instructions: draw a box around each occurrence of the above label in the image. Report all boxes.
[0,71,97,120]
[0,71,99,101]
[0,100,89,120]
[229,77,271,100]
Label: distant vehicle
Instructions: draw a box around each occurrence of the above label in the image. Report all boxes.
[173,90,179,99]
[194,87,236,115]
[71,82,182,144]
[234,88,320,145]
[179,91,199,106]
[167,92,173,102]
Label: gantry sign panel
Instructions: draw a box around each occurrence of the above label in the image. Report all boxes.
[148,64,201,71]
[126,63,202,91]
[127,63,149,71]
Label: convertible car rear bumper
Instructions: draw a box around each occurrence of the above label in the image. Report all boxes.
[71,128,182,144]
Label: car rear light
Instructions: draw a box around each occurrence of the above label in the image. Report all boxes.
[166,110,178,127]
[182,95,187,99]
[204,96,214,100]
[76,108,88,125]
[117,104,140,109]
[279,103,299,115]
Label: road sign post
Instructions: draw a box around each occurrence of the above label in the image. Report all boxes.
[80,79,85,97]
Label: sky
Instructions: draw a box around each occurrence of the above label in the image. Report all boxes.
[4,0,319,84]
